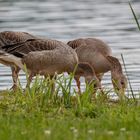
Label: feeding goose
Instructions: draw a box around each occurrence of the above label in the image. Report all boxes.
[0,31,37,89]
[67,38,127,98]
[0,38,100,91]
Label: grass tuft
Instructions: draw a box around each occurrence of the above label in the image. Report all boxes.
[0,72,139,140]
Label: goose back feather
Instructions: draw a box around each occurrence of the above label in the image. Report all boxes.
[0,31,36,47]
[67,38,112,73]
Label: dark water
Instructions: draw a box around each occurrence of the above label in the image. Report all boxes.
[0,0,140,96]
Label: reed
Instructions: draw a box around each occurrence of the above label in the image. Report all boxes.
[129,2,140,31]
[128,2,140,100]
[121,54,136,101]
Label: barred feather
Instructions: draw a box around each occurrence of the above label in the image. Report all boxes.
[67,38,86,49]
[0,31,36,47]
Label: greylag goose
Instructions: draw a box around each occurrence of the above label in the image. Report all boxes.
[67,38,127,98]
[0,31,37,89]
[0,38,99,91]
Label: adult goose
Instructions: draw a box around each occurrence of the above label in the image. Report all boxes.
[0,38,100,90]
[67,38,127,98]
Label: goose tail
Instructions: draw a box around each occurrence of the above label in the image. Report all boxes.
[0,50,24,69]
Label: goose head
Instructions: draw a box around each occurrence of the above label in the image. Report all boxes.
[106,56,127,99]
[76,62,101,90]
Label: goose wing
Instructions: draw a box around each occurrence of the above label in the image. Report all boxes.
[67,38,112,56]
[2,39,65,58]
[67,38,86,49]
[0,31,36,47]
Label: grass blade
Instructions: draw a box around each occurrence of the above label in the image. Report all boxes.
[121,54,136,101]
[129,2,140,31]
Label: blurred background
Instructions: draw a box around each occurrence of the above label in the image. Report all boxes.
[0,0,140,95]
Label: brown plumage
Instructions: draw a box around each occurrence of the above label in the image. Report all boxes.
[2,38,67,56]
[0,31,68,89]
[67,38,127,98]
[0,31,36,47]
[0,31,37,89]
[0,36,98,90]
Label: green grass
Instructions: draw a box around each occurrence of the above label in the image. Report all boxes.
[0,75,140,140]
[0,3,139,140]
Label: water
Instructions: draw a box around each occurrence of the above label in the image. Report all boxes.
[0,0,140,96]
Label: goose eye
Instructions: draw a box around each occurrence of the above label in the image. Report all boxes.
[121,81,124,85]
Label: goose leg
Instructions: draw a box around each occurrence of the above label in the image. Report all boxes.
[26,73,34,88]
[11,66,20,90]
[96,73,106,96]
[96,73,104,89]
[96,73,104,83]
[74,76,81,95]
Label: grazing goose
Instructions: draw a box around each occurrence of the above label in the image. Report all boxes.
[0,31,37,89]
[0,39,99,91]
[67,38,127,98]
